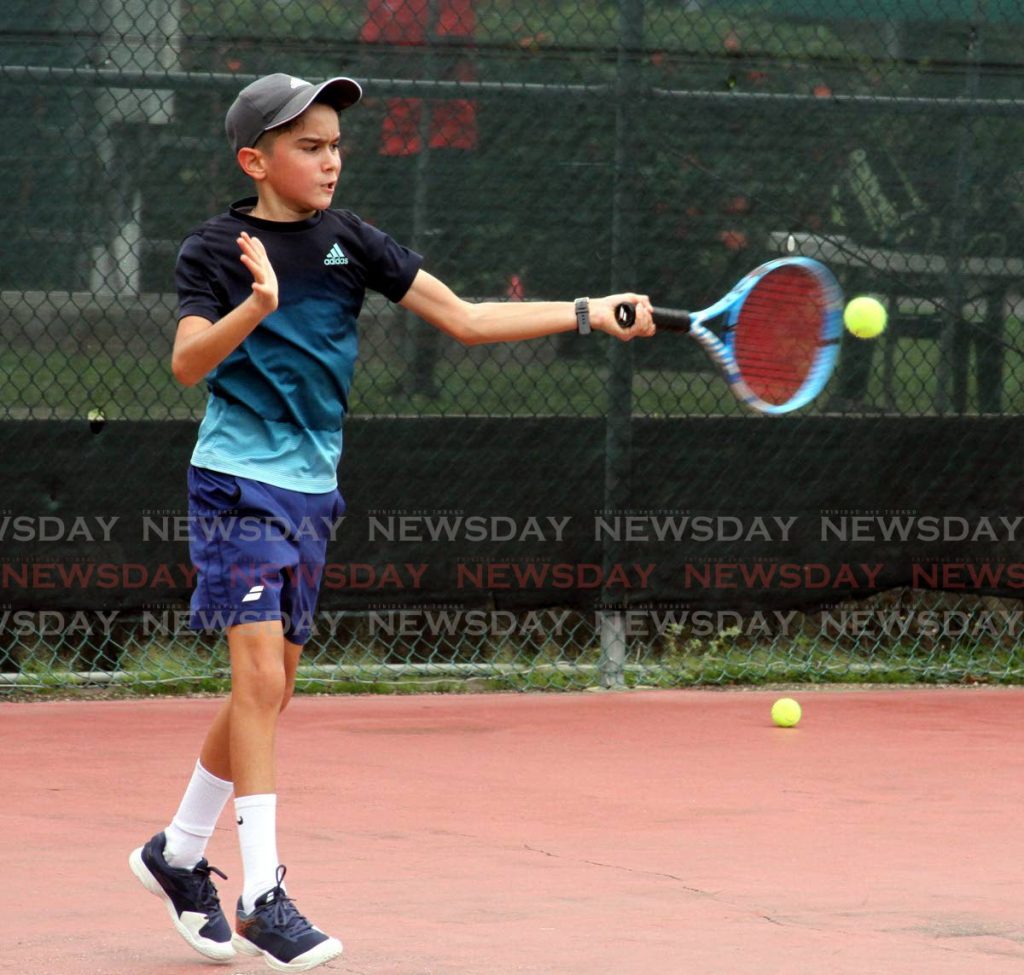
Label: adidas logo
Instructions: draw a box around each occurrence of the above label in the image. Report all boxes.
[241,585,264,604]
[324,243,348,266]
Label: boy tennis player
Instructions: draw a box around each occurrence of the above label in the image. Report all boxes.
[129,72,654,972]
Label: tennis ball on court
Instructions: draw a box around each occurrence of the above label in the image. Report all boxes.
[843,296,887,339]
[771,697,802,728]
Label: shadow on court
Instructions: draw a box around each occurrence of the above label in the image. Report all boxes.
[5,688,1024,974]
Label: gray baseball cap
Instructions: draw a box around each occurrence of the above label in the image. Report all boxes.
[225,73,363,154]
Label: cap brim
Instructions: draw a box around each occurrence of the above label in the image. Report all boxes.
[265,76,363,132]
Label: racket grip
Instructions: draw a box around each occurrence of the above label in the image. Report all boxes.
[614,302,692,333]
[614,302,638,327]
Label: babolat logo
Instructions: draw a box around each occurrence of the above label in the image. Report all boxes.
[324,243,348,266]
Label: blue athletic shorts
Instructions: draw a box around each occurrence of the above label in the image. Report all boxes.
[187,465,345,645]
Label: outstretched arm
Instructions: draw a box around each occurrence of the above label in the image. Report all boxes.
[398,269,655,346]
[171,233,279,387]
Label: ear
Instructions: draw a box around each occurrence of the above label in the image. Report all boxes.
[237,146,268,181]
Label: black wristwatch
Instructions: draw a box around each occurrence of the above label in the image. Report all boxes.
[574,297,591,335]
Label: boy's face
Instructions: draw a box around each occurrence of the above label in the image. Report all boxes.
[250,103,342,217]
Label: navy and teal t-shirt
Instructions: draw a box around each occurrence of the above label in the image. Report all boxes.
[175,198,422,492]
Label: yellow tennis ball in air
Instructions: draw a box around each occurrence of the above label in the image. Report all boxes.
[771,697,802,728]
[843,296,887,339]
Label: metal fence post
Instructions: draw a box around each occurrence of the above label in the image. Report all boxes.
[939,7,984,414]
[599,0,644,689]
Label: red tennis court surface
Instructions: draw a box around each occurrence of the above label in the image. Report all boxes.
[6,687,1024,975]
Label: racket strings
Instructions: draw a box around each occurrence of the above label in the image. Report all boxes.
[733,266,827,405]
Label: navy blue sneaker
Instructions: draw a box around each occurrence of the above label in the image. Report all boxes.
[129,832,235,962]
[233,866,342,972]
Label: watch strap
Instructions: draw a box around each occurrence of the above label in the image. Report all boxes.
[574,297,591,335]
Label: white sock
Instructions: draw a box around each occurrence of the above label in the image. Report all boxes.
[164,761,233,869]
[236,794,282,913]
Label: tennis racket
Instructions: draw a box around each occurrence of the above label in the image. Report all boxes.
[616,257,844,414]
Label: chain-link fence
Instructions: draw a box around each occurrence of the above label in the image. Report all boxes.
[3,0,1024,692]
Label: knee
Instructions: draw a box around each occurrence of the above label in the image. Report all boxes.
[233,662,287,714]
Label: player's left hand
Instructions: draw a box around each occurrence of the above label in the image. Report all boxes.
[591,293,655,340]
[238,231,279,316]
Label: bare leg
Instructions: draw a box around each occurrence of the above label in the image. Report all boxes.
[198,622,301,790]
[199,635,303,784]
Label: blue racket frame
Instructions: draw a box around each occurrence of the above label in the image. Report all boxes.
[690,257,843,414]
[618,257,844,415]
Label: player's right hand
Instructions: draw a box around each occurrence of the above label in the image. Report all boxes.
[593,292,655,340]
[238,232,279,315]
